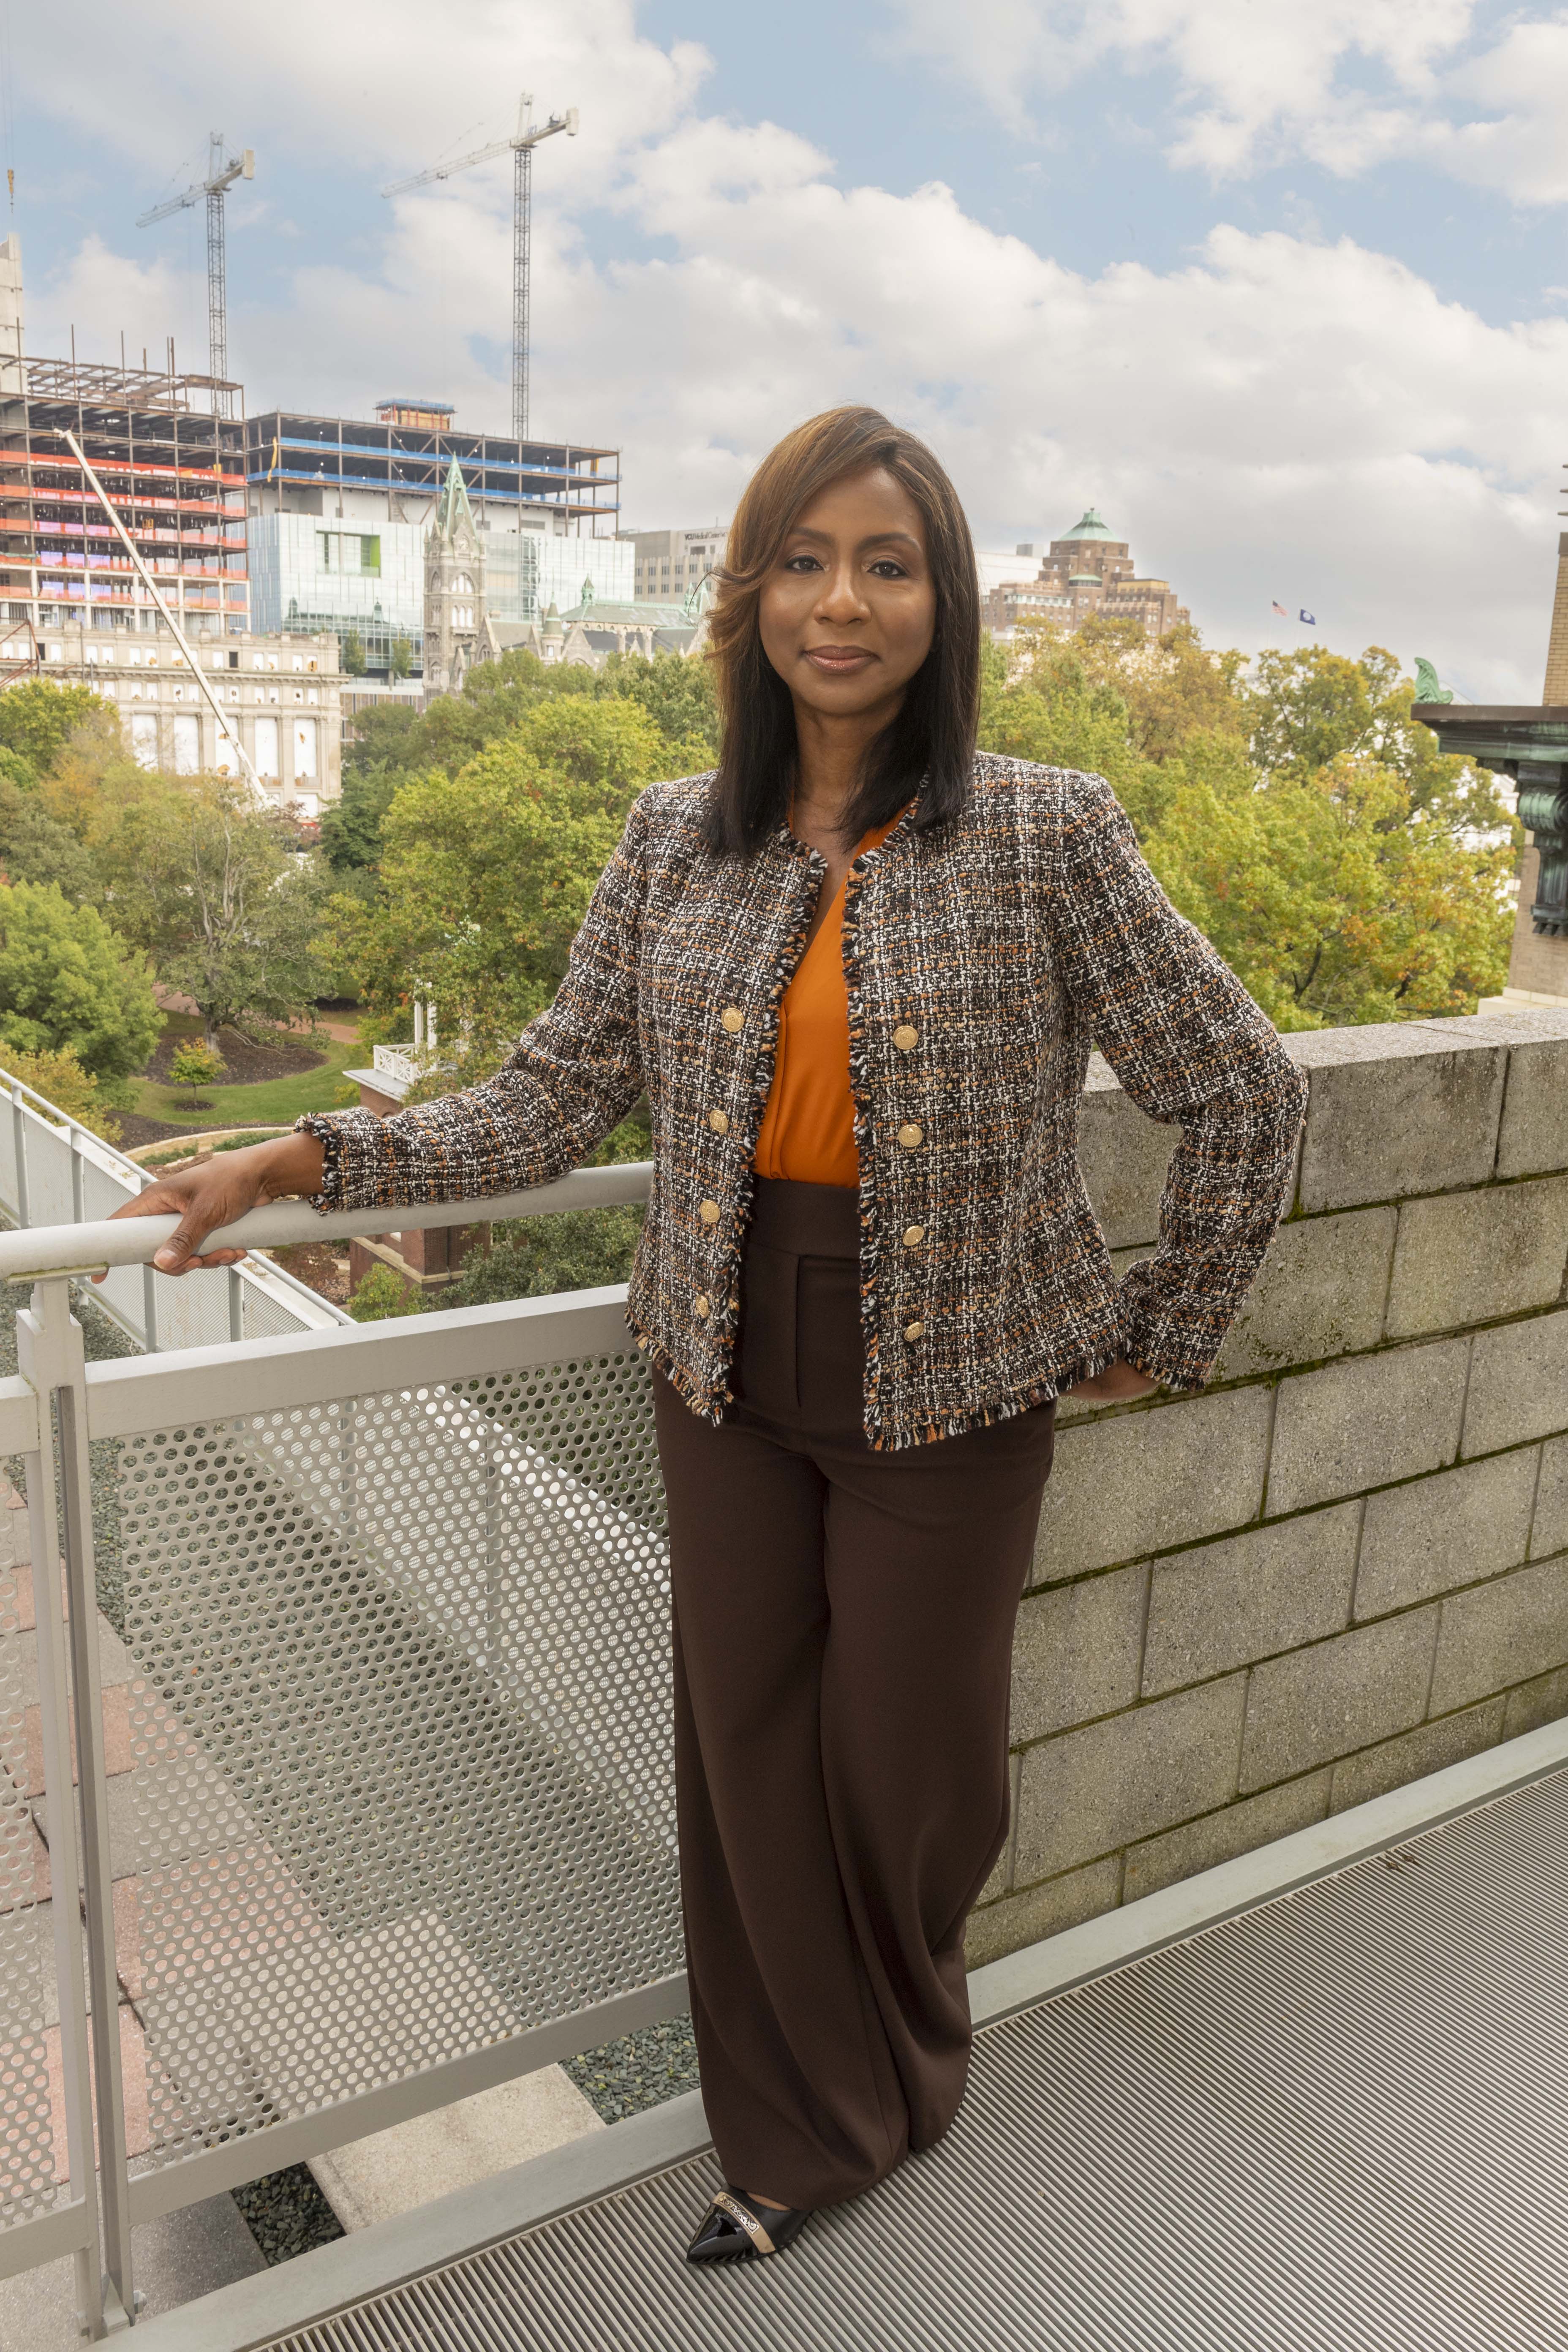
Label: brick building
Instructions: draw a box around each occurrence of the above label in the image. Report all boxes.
[983,508,1189,642]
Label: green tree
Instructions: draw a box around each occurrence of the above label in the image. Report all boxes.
[318,768,400,876]
[0,1043,124,1143]
[329,695,667,1075]
[1034,615,1247,762]
[1244,642,1511,836]
[389,636,413,681]
[0,680,106,779]
[342,630,366,677]
[0,779,100,898]
[169,1040,226,1105]
[1141,750,1513,1029]
[0,879,160,1084]
[37,705,142,840]
[90,775,331,1048]
[346,1263,416,1321]
[596,649,719,764]
[345,646,716,792]
[978,627,1516,1028]
[438,1205,645,1307]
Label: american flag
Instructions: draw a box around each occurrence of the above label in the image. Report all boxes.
[1271,601,1288,617]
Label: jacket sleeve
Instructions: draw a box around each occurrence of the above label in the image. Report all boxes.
[298,792,649,1214]
[1050,769,1307,1390]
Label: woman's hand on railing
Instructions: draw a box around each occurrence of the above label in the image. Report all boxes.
[101,1131,327,1277]
[1064,1357,1160,1405]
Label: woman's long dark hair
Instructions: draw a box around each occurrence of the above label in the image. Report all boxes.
[700,406,981,855]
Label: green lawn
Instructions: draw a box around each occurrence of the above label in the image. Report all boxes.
[128,1035,363,1129]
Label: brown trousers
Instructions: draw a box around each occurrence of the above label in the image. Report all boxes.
[652,1176,1057,2210]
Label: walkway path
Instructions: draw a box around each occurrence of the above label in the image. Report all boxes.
[132,1730,1568,2352]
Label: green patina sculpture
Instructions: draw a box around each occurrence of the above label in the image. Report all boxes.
[1413,657,1453,705]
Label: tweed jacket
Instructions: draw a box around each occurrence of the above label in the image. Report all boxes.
[302,752,1307,1451]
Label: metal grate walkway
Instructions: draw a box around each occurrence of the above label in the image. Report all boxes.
[261,1767,1568,2350]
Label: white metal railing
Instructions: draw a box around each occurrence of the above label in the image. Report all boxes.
[0,1064,345,1346]
[0,1169,659,2338]
[370,1041,426,1089]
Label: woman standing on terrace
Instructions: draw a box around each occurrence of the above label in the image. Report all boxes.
[112,407,1307,2269]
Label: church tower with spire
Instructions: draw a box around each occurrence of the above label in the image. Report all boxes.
[424,454,487,694]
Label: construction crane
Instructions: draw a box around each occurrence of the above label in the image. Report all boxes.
[136,133,254,416]
[382,93,578,441]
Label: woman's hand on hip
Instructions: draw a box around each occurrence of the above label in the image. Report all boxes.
[1064,1357,1160,1405]
[100,1131,327,1279]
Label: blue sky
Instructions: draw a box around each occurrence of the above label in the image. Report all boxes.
[10,1,1568,695]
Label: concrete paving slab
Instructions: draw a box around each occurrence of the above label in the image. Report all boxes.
[309,2063,604,2233]
[0,2194,267,2352]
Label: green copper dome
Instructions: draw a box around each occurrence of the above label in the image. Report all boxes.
[1058,506,1115,542]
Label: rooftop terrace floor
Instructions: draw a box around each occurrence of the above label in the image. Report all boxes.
[133,1718,1568,2352]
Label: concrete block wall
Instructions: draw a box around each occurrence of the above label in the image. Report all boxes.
[967,1005,1568,1966]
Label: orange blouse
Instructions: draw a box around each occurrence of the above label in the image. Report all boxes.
[753,814,901,1188]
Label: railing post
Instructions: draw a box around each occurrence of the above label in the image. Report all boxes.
[11,1079,30,1227]
[227,1263,243,1342]
[139,1175,159,1353]
[15,1276,133,2336]
[69,1121,86,1225]
[484,1418,501,1673]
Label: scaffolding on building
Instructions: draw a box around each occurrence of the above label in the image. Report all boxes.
[0,359,249,637]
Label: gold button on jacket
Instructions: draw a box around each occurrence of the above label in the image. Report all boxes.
[902,1224,925,1247]
[903,1320,925,1341]
[708,1108,729,1135]
[720,1005,744,1033]
[897,1122,923,1149]
[694,1292,711,1318]
[699,1199,721,1225]
[893,1023,919,1051]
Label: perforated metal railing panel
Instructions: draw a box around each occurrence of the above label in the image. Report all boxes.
[112,1346,680,2169]
[263,1766,1568,2350]
[0,1515,60,2228]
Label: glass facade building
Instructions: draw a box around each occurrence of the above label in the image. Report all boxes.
[244,407,627,673]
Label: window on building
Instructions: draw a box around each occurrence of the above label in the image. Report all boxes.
[214,724,240,779]
[254,716,280,777]
[130,713,158,770]
[292,718,318,781]
[172,714,200,775]
[317,534,381,578]
[452,574,474,595]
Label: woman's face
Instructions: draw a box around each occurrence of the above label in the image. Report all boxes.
[757,465,936,726]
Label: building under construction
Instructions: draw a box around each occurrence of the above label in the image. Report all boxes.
[0,240,249,645]
[244,400,629,672]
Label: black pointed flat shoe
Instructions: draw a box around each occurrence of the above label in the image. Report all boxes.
[686,2186,813,2265]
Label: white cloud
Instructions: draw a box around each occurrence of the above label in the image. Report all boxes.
[11,0,709,180]
[11,3,1564,699]
[880,0,1472,164]
[1419,17,1568,203]
[879,0,1568,205]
